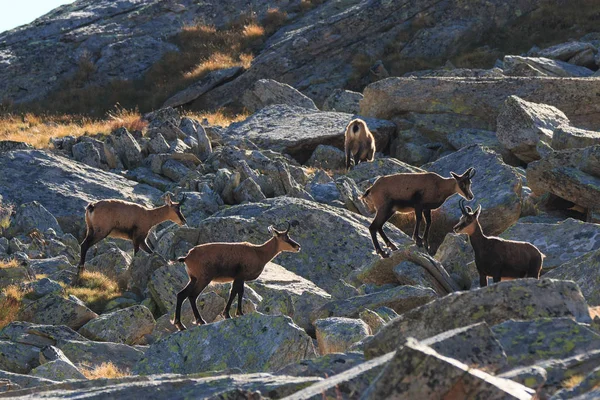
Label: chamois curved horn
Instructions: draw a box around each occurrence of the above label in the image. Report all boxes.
[459,199,467,214]
[180,193,187,204]
[284,221,291,234]
[468,168,476,179]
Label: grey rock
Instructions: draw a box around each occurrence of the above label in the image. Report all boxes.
[0,370,56,391]
[167,197,412,293]
[306,181,342,207]
[322,89,363,114]
[315,317,371,354]
[242,79,318,113]
[275,352,365,378]
[23,278,64,300]
[503,56,595,77]
[427,145,523,237]
[537,41,597,61]
[0,141,33,153]
[552,125,600,150]
[501,218,600,270]
[422,322,508,374]
[497,95,569,163]
[30,358,86,382]
[434,233,477,290]
[392,261,446,294]
[222,105,394,163]
[85,246,131,289]
[361,338,534,399]
[335,176,372,216]
[161,159,191,182]
[0,150,161,235]
[163,67,243,108]
[545,249,600,306]
[364,279,591,358]
[306,145,346,170]
[498,366,547,391]
[0,341,39,374]
[526,145,600,210]
[551,365,600,400]
[29,256,74,276]
[79,305,155,345]
[234,178,267,204]
[361,77,600,132]
[492,318,600,369]
[147,263,189,314]
[124,167,175,191]
[6,201,62,238]
[0,322,88,348]
[179,117,212,161]
[58,340,145,372]
[146,133,170,154]
[18,294,98,330]
[71,141,105,170]
[359,309,386,335]
[346,157,421,186]
[133,314,316,375]
[310,285,437,323]
[105,128,143,170]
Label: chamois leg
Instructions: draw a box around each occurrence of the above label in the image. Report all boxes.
[75,229,107,284]
[378,228,397,251]
[236,280,245,317]
[369,204,394,258]
[173,278,196,331]
[413,206,424,247]
[479,274,488,288]
[527,259,542,279]
[136,235,153,254]
[189,278,210,325]
[492,275,501,284]
[224,279,243,319]
[422,209,432,252]
[345,148,353,171]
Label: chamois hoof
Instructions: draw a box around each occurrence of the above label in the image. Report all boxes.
[224,313,232,319]
[173,321,187,331]
[192,318,206,325]
[387,243,398,252]
[377,250,390,259]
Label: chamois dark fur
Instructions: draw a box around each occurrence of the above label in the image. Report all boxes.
[77,194,187,281]
[345,118,376,171]
[454,200,543,287]
[172,222,301,331]
[361,168,475,257]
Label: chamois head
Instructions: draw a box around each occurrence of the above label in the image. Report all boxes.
[268,221,301,253]
[165,194,187,226]
[453,199,481,235]
[450,167,476,201]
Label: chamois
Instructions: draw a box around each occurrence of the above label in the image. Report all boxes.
[454,200,543,287]
[361,168,476,257]
[345,118,376,171]
[77,194,187,280]
[172,222,301,331]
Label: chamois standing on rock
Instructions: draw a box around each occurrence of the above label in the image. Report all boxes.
[361,168,476,257]
[454,200,543,287]
[172,222,301,331]
[345,118,375,171]
[76,194,187,281]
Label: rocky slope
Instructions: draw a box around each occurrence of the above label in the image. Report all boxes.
[2,1,600,399]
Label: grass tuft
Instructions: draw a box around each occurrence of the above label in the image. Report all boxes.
[80,362,130,380]
[562,374,585,389]
[0,260,19,269]
[0,284,30,329]
[62,271,122,313]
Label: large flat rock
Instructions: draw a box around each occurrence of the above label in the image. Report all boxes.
[361,77,600,130]
[0,150,162,235]
[222,105,395,163]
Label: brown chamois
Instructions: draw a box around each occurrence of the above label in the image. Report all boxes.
[77,194,187,279]
[454,200,543,287]
[172,222,301,331]
[361,168,476,257]
[345,118,376,171]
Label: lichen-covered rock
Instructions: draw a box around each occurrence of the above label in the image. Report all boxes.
[315,317,370,355]
[133,313,316,375]
[492,318,600,369]
[167,197,412,293]
[18,294,98,330]
[23,278,64,300]
[105,128,143,170]
[421,322,508,374]
[526,145,600,211]
[126,252,167,297]
[551,365,600,400]
[58,340,145,371]
[6,201,63,238]
[0,265,32,288]
[71,140,106,170]
[334,176,372,216]
[147,263,189,314]
[496,95,569,163]
[359,309,386,335]
[501,218,600,270]
[503,56,595,78]
[536,41,597,61]
[85,246,131,289]
[362,338,534,399]
[180,117,212,161]
[310,285,437,323]
[0,322,88,348]
[498,366,547,392]
[147,132,170,154]
[234,177,267,203]
[222,105,394,163]
[551,125,600,150]
[0,341,40,374]
[275,352,365,378]
[434,233,477,289]
[306,145,345,170]
[322,89,363,114]
[392,261,446,295]
[0,369,57,391]
[79,305,155,345]
[545,249,600,306]
[242,79,318,113]
[0,150,161,235]
[247,262,331,333]
[346,157,420,186]
[364,279,591,358]
[30,359,86,382]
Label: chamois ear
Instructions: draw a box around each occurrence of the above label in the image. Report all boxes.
[474,204,482,217]
[164,194,173,206]
[450,172,459,180]
[268,225,277,236]
[465,206,473,214]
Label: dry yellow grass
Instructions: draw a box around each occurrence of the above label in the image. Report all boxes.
[0,284,30,329]
[243,23,265,39]
[562,374,585,389]
[590,306,600,320]
[80,362,130,380]
[184,109,249,127]
[62,271,121,313]
[0,259,19,269]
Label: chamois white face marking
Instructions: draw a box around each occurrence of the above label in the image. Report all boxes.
[453,205,481,234]
[269,225,301,253]
[451,168,475,201]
